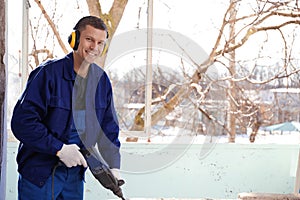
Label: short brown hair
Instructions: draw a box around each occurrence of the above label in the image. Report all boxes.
[74,16,109,38]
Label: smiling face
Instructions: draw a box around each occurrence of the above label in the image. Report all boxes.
[73,25,107,66]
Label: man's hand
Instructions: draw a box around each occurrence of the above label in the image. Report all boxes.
[111,168,121,180]
[56,144,87,168]
[110,168,125,186]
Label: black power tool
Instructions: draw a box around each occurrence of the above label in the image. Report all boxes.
[80,147,126,200]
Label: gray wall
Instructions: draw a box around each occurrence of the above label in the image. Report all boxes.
[6,142,299,199]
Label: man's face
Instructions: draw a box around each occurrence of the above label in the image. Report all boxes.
[75,25,107,64]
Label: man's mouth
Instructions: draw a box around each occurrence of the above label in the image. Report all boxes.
[87,51,99,57]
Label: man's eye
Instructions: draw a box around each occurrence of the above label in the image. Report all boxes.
[99,41,105,46]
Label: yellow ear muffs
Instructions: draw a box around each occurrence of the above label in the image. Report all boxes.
[100,42,108,57]
[68,30,80,50]
[69,32,76,49]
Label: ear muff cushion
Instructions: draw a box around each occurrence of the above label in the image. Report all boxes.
[68,30,80,50]
[100,43,108,57]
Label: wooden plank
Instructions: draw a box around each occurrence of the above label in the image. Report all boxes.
[109,199,235,200]
[238,193,300,200]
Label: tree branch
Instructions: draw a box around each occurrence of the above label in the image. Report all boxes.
[33,0,68,54]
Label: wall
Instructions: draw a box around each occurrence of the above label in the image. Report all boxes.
[6,142,299,199]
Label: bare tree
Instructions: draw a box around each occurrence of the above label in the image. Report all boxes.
[127,0,300,142]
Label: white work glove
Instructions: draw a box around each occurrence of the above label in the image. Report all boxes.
[110,168,121,180]
[111,168,125,186]
[56,144,87,168]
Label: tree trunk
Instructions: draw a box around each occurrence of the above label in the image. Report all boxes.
[85,0,128,39]
[228,0,237,143]
[85,0,128,66]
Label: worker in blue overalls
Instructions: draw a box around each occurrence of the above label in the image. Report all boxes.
[11,16,121,200]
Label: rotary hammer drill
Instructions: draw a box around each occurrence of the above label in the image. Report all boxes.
[80,147,126,200]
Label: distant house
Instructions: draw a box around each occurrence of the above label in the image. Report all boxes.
[260,88,300,123]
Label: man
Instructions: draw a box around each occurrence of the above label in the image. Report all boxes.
[11,16,121,199]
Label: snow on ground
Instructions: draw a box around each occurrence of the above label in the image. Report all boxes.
[119,127,300,145]
[8,126,300,145]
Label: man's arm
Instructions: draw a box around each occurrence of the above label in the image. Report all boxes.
[11,66,63,155]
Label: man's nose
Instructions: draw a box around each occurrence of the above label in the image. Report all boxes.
[90,42,102,52]
[90,41,97,49]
